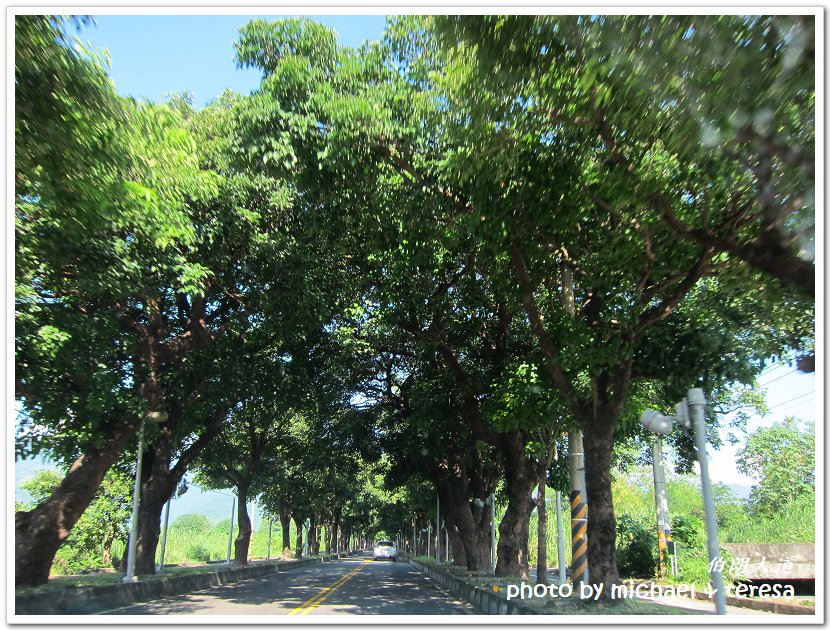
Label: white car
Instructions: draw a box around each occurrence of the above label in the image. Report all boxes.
[373,540,397,561]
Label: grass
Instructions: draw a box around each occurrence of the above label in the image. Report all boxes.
[106,520,318,570]
[719,500,815,544]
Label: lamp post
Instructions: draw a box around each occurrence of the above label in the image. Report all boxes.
[250,499,256,556]
[639,389,726,615]
[651,436,675,576]
[122,410,167,583]
[157,481,188,572]
[436,494,440,563]
[473,493,497,574]
[687,390,727,615]
[488,493,496,575]
[226,496,235,564]
[553,443,567,586]
[568,431,589,588]
[266,517,274,562]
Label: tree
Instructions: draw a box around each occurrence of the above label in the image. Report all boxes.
[15,16,233,585]
[737,417,815,515]
[17,466,132,573]
[388,15,814,591]
[233,17,812,587]
[437,15,815,299]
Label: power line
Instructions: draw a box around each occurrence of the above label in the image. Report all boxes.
[770,399,815,415]
[759,362,793,377]
[758,369,798,387]
[767,391,815,412]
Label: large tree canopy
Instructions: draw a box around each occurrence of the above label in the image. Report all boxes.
[15,14,814,592]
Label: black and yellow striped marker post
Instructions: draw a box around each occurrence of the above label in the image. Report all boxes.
[569,489,589,587]
[288,560,371,616]
[663,525,675,575]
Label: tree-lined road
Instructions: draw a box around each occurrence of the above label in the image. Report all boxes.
[101,554,473,616]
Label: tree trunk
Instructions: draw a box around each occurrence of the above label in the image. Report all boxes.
[536,475,548,585]
[308,514,317,555]
[582,414,621,597]
[134,406,226,575]
[293,515,304,559]
[279,512,292,559]
[101,529,116,567]
[15,414,140,586]
[495,434,538,579]
[133,437,174,576]
[332,509,341,554]
[431,446,497,572]
[234,485,252,566]
[536,444,555,585]
[439,474,492,572]
[134,480,169,575]
[447,524,466,566]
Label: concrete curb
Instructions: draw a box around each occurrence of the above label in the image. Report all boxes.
[16,553,354,615]
[402,554,548,615]
[688,589,815,616]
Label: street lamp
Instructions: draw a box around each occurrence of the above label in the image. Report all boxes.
[266,516,274,562]
[474,494,497,574]
[157,480,188,572]
[436,494,440,563]
[123,410,168,583]
[639,389,726,615]
[226,495,236,564]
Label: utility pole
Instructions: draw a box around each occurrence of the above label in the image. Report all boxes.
[226,496,236,564]
[157,481,187,573]
[266,517,273,562]
[568,431,589,587]
[250,499,256,557]
[436,494,441,563]
[687,390,726,615]
[640,390,725,614]
[123,421,146,583]
[561,267,588,587]
[652,436,674,576]
[553,443,567,586]
[489,493,496,575]
[157,496,171,572]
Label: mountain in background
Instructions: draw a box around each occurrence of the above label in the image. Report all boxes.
[15,456,265,528]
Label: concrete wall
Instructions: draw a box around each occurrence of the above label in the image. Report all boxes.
[722,543,814,580]
[403,554,541,615]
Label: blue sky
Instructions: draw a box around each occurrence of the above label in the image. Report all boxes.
[75,15,387,107]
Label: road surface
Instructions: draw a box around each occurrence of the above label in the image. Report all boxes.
[101,553,473,616]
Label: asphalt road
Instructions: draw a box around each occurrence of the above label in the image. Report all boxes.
[101,553,473,616]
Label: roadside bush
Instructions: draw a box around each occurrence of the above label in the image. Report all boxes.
[615,513,656,578]
[671,514,705,548]
[186,544,211,563]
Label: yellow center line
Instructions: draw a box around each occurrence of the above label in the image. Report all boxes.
[288,560,371,616]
